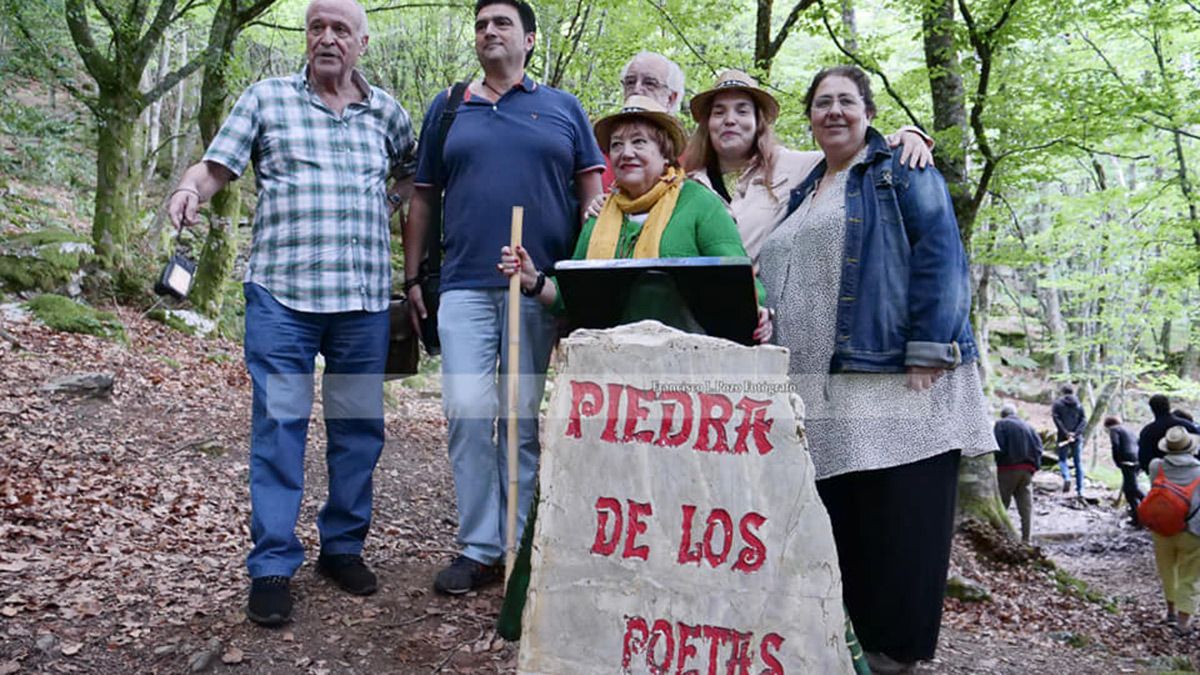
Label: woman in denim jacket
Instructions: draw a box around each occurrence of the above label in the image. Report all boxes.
[757,65,996,674]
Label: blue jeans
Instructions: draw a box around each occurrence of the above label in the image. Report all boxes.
[242,283,388,578]
[1057,438,1084,494]
[438,289,558,565]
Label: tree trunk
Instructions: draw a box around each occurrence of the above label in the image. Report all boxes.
[921,0,970,238]
[170,29,188,169]
[957,452,1013,535]
[1042,274,1071,376]
[189,41,240,318]
[921,0,1007,535]
[840,0,858,53]
[92,103,140,274]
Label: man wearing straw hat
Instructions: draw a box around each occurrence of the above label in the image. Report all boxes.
[403,0,605,595]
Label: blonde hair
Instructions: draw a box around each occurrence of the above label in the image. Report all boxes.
[682,100,779,201]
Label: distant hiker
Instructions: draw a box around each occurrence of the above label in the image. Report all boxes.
[166,0,417,626]
[1143,427,1200,634]
[1051,384,1087,495]
[1139,395,1200,473]
[993,404,1042,544]
[1105,415,1145,525]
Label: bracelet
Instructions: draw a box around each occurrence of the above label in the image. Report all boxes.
[522,270,546,298]
[403,276,423,292]
[172,187,200,199]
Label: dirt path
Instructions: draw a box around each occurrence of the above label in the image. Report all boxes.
[1,308,1197,674]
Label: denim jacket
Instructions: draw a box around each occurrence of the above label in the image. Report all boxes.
[784,127,977,373]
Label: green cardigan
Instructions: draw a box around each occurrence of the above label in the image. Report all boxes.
[552,179,766,314]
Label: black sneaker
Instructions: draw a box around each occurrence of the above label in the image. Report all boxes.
[317,554,378,596]
[433,555,501,595]
[246,576,292,626]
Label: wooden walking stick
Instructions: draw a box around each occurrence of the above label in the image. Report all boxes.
[505,206,524,584]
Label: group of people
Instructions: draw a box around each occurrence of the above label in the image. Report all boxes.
[994,392,1200,635]
[166,0,996,671]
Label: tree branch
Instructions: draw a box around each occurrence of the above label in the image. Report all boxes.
[640,0,718,79]
[818,0,924,129]
[133,0,182,73]
[92,0,123,33]
[235,0,281,23]
[248,20,302,32]
[982,0,1020,43]
[367,1,471,11]
[143,58,206,107]
[767,0,820,62]
[64,0,114,85]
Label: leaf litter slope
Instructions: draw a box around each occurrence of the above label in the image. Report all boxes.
[0,309,1192,673]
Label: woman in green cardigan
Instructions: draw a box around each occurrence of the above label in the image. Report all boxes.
[499,94,772,343]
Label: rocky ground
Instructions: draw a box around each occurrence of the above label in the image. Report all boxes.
[1,306,1197,674]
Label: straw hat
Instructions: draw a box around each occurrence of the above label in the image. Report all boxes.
[593,94,687,159]
[1159,425,1200,455]
[688,69,779,125]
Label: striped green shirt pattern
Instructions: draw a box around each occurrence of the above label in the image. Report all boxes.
[204,69,417,313]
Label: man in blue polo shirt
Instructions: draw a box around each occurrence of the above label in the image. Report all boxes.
[403,0,605,595]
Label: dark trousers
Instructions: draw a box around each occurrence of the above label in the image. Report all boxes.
[816,450,961,663]
[1119,465,1144,523]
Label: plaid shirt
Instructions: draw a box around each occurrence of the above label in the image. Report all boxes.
[204,68,417,313]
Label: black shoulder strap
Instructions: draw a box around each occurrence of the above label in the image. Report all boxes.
[426,80,469,269]
[706,163,732,203]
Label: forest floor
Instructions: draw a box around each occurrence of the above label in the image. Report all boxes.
[1,306,1198,674]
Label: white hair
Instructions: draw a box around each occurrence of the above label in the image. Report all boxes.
[619,51,685,113]
[305,0,369,37]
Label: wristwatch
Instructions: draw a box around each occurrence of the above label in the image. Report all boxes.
[387,193,402,207]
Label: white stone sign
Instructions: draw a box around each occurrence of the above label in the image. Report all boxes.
[519,322,853,675]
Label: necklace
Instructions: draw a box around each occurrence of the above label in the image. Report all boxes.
[481,78,509,100]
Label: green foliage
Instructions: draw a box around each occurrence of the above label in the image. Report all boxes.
[0,97,93,190]
[25,293,126,342]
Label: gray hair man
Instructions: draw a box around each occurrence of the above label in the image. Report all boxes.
[619,51,685,113]
[166,0,417,626]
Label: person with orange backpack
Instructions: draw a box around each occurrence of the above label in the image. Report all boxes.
[1140,426,1200,633]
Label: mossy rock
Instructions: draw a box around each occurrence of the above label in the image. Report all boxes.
[946,575,991,602]
[26,294,126,343]
[0,228,93,294]
[147,308,216,337]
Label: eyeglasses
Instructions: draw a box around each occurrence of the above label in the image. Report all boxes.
[622,76,665,94]
[812,94,864,112]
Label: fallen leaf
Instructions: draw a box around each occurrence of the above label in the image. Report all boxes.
[221,647,244,664]
[0,607,18,618]
[0,562,28,573]
[0,661,18,675]
[61,642,82,656]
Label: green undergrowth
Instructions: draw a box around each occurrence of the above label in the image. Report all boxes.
[26,293,126,343]
[1051,568,1118,614]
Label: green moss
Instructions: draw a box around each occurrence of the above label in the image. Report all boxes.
[26,294,126,343]
[1052,568,1118,613]
[0,229,93,293]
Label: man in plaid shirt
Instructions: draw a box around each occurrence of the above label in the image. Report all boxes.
[166,0,416,626]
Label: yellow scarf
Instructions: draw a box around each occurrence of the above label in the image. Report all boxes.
[586,166,684,259]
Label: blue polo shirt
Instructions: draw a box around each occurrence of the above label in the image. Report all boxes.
[414,75,605,291]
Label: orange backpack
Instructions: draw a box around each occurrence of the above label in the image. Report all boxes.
[1138,465,1200,536]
